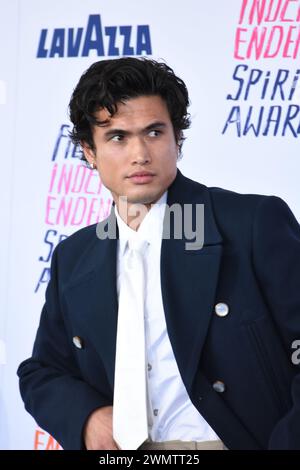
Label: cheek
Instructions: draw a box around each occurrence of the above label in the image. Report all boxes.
[97,156,123,188]
[161,146,178,166]
[160,138,178,156]
[97,149,116,171]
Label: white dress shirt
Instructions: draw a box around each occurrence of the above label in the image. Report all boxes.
[115,191,219,442]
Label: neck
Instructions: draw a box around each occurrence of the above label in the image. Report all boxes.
[116,200,152,231]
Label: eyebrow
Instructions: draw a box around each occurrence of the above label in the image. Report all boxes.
[102,121,167,139]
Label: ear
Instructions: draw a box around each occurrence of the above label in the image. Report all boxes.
[81,141,96,166]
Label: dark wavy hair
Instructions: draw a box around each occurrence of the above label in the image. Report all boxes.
[69,57,191,161]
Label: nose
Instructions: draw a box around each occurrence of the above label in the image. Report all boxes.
[130,137,151,165]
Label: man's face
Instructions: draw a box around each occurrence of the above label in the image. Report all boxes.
[83,95,179,208]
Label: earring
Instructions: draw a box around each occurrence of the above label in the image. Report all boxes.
[90,162,95,169]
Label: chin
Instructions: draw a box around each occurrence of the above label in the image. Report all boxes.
[127,189,161,205]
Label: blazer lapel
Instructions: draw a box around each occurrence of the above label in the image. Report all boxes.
[63,209,119,389]
[161,170,223,393]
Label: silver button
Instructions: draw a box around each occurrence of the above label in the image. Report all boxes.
[73,336,83,349]
[148,363,152,372]
[212,380,226,393]
[214,302,229,317]
[153,409,159,416]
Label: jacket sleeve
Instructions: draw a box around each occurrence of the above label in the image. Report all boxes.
[17,243,112,450]
[252,195,300,449]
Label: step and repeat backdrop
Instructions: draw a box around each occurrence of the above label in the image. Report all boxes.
[0,0,299,449]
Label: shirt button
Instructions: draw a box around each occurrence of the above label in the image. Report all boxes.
[148,363,152,372]
[153,409,159,417]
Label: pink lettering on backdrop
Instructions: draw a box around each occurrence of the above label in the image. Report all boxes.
[235,0,300,59]
[35,125,112,293]
[45,128,112,227]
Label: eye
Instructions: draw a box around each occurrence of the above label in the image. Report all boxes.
[148,130,161,137]
[110,134,124,142]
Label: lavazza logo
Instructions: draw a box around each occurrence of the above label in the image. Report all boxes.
[36,14,152,58]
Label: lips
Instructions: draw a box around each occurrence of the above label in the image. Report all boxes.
[128,171,155,178]
[127,171,155,184]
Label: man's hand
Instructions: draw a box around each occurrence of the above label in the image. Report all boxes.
[84,406,120,450]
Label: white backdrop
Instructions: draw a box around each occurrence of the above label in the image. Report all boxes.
[0,0,299,449]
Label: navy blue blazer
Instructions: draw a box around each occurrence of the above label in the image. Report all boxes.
[18,170,300,450]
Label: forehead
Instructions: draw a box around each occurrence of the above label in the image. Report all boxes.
[95,95,171,128]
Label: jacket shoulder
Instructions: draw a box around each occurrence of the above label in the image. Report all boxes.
[58,223,98,255]
[208,185,268,208]
[206,185,280,245]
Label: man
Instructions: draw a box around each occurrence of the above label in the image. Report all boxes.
[18,57,300,450]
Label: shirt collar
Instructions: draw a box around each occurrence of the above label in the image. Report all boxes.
[114,191,168,257]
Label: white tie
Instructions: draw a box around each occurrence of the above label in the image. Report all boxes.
[113,237,149,450]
